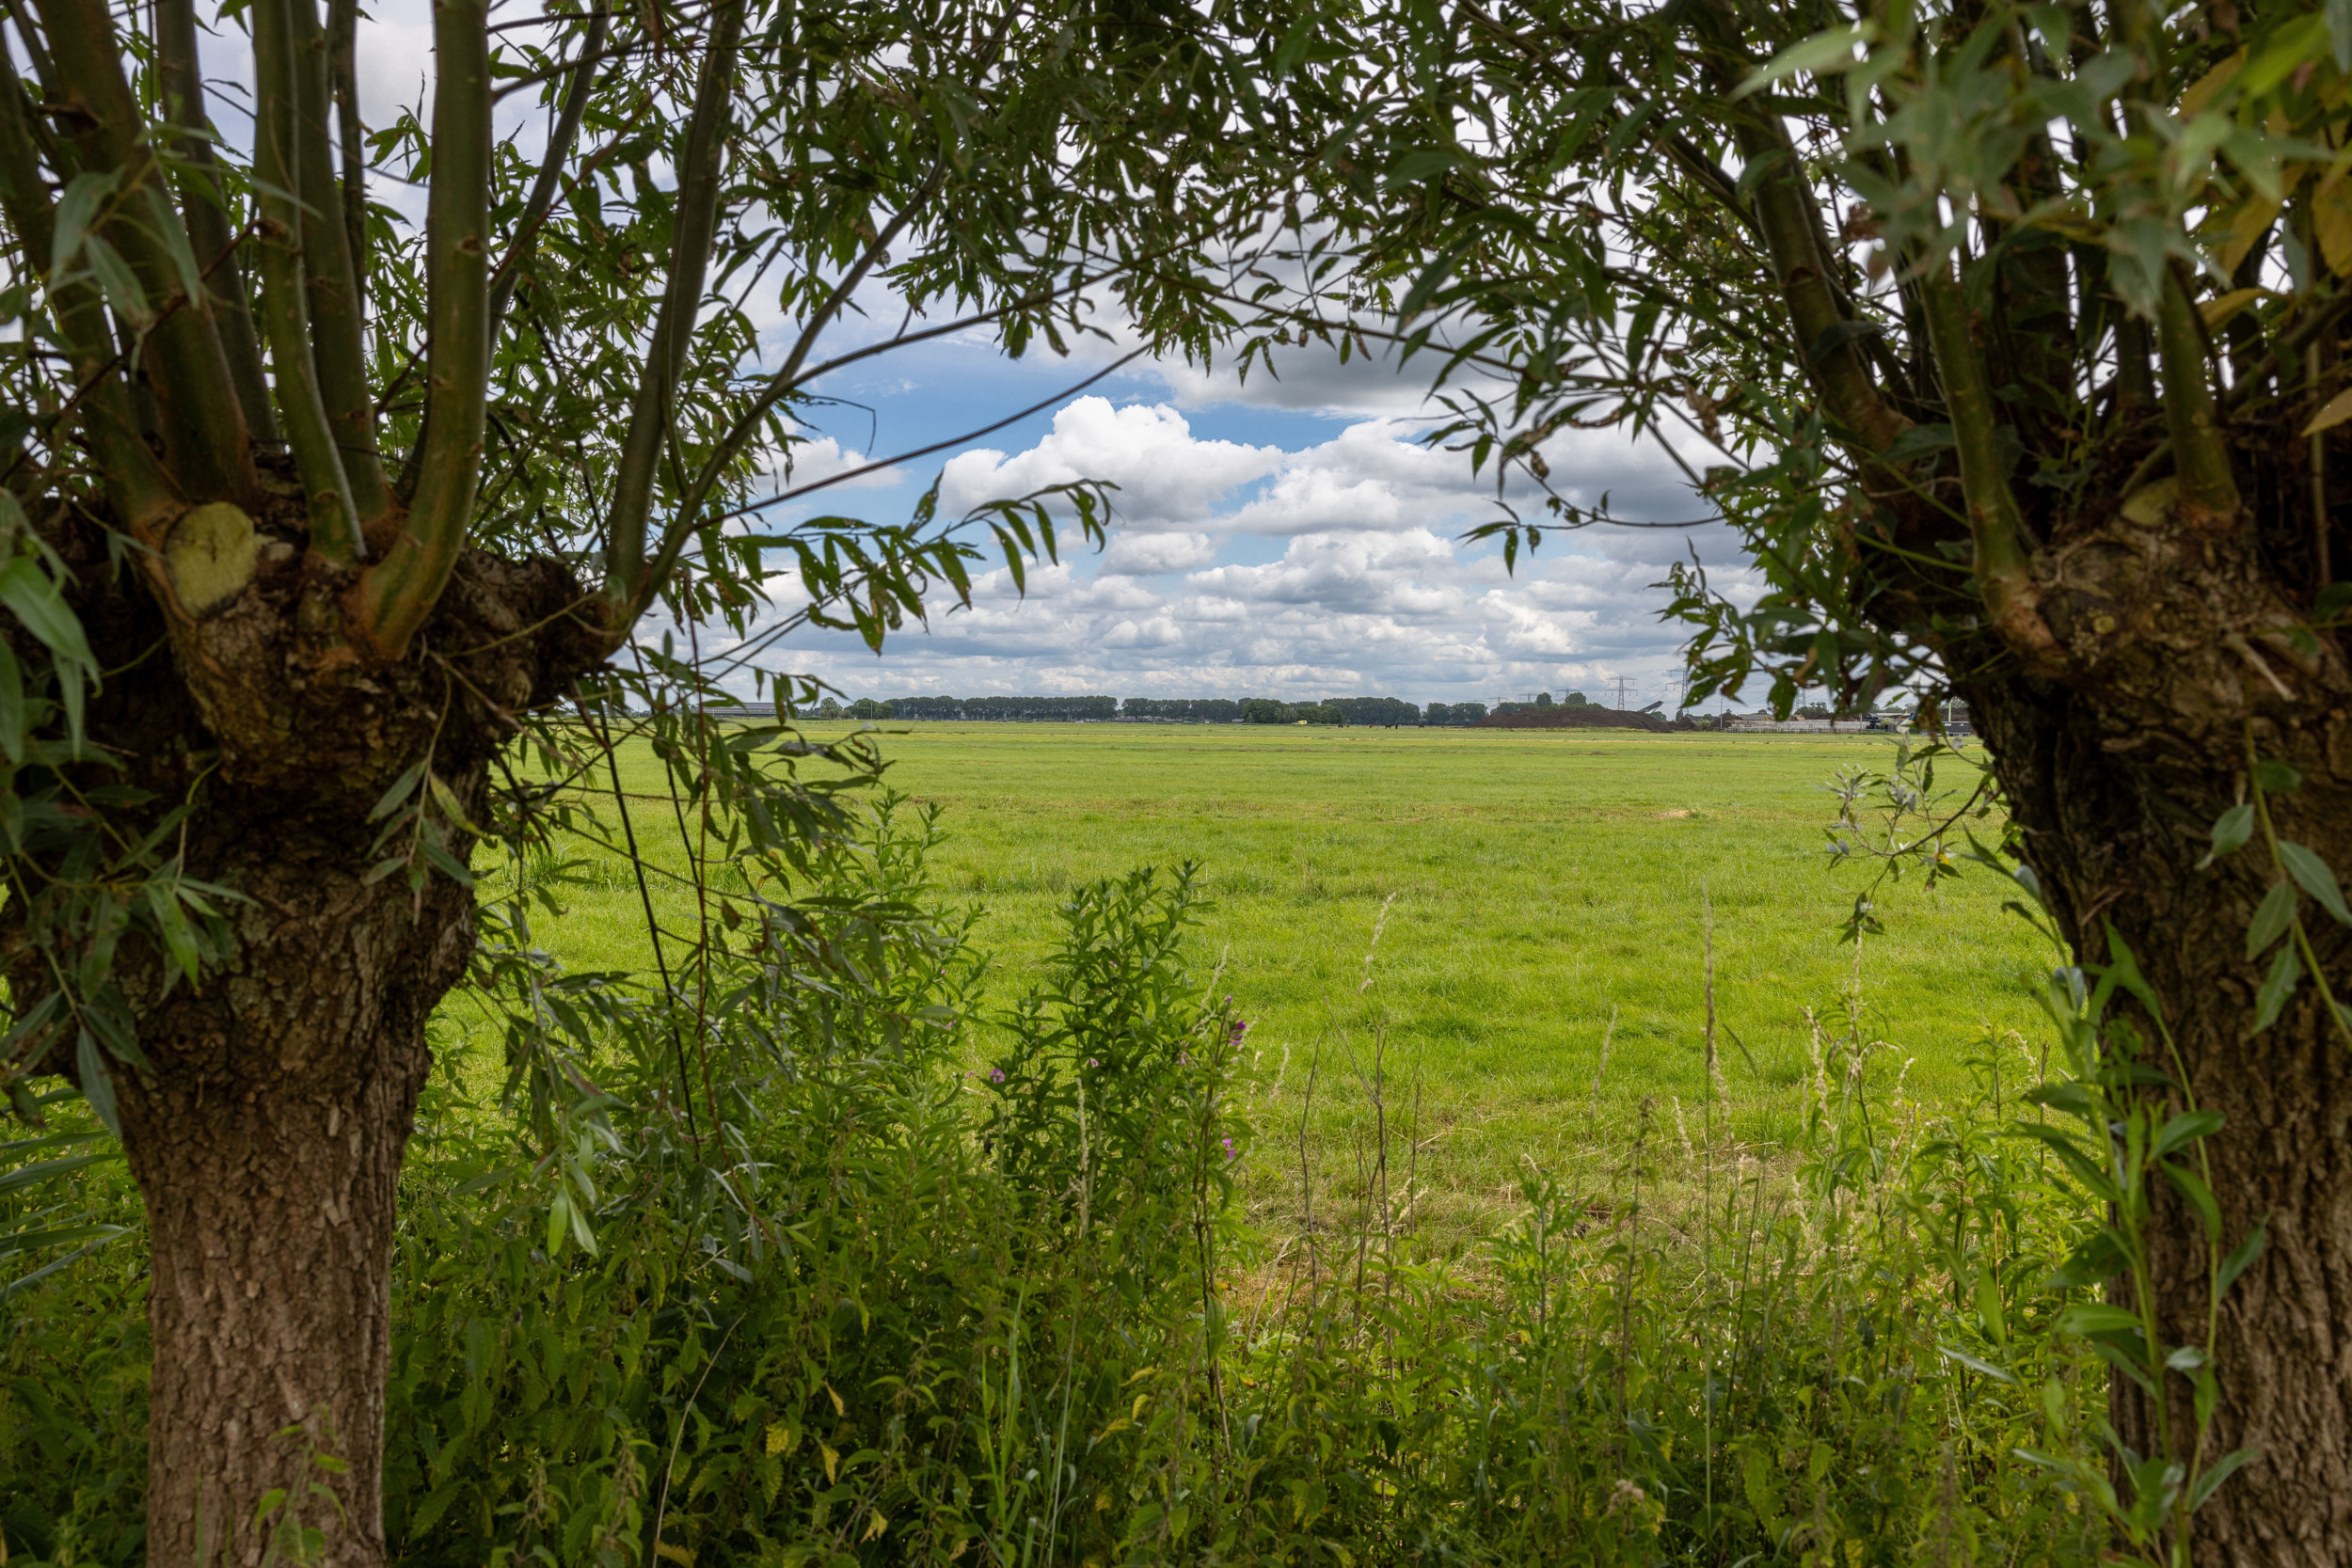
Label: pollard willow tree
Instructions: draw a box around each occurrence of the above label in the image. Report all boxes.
[1282,0,2352,1557]
[0,0,1287,1555]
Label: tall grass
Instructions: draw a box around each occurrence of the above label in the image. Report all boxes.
[0,789,2185,1564]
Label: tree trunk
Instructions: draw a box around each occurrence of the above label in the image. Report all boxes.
[116,847,466,1567]
[12,514,606,1566]
[1963,586,2352,1563]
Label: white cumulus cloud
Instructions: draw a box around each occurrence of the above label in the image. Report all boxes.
[723,395,1765,708]
[940,401,1281,530]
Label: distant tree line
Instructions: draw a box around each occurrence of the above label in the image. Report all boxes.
[807,695,1511,724]
[1327,697,1422,727]
[1239,698,1343,724]
[882,695,1120,721]
[1493,690,1592,715]
[1122,698,1244,722]
[1421,702,1490,725]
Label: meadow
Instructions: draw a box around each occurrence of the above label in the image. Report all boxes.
[485,721,2052,1237]
[6,721,2140,1563]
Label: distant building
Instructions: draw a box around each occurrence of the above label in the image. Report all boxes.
[1721,712,1870,733]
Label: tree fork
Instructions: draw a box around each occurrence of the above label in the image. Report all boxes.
[24,494,609,1557]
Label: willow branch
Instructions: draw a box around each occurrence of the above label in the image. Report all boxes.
[2,1,66,161]
[326,0,367,310]
[157,0,278,447]
[289,0,389,524]
[1920,259,2058,664]
[252,0,362,562]
[0,65,51,288]
[2156,262,2239,525]
[639,168,945,620]
[352,0,491,656]
[1661,133,1763,243]
[2000,33,2077,404]
[35,0,255,503]
[1735,112,1907,451]
[486,8,611,341]
[2115,308,2157,418]
[0,52,170,529]
[599,0,747,621]
[0,6,77,243]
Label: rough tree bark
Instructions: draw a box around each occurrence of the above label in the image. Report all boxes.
[14,488,606,1563]
[119,873,455,1565]
[1950,426,2352,1564]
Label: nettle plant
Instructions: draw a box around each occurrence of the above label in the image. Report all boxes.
[1247,0,2352,1554]
[0,0,1299,1556]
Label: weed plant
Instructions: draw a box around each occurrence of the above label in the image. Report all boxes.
[0,776,2239,1564]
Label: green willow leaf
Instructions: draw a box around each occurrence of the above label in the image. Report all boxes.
[2153,1109,2224,1161]
[2218,1223,2269,1297]
[1734,24,1873,100]
[2248,879,2297,958]
[2255,941,2302,1031]
[2204,802,2254,863]
[2279,842,2351,926]
[2190,1448,2263,1513]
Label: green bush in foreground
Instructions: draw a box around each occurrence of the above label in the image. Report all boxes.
[1,793,2243,1563]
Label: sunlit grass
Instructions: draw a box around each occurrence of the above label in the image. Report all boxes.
[485,722,2050,1237]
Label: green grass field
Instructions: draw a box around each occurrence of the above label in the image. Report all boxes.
[485,723,2052,1236]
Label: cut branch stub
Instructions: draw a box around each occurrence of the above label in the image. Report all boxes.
[163,502,262,619]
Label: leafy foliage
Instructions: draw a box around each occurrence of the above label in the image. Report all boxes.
[1233,0,2352,722]
[0,0,1305,1114]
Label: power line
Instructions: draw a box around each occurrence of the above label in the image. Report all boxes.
[1607,674,1637,710]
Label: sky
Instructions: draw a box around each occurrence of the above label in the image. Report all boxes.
[732,330,1770,711]
[184,2,1773,713]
